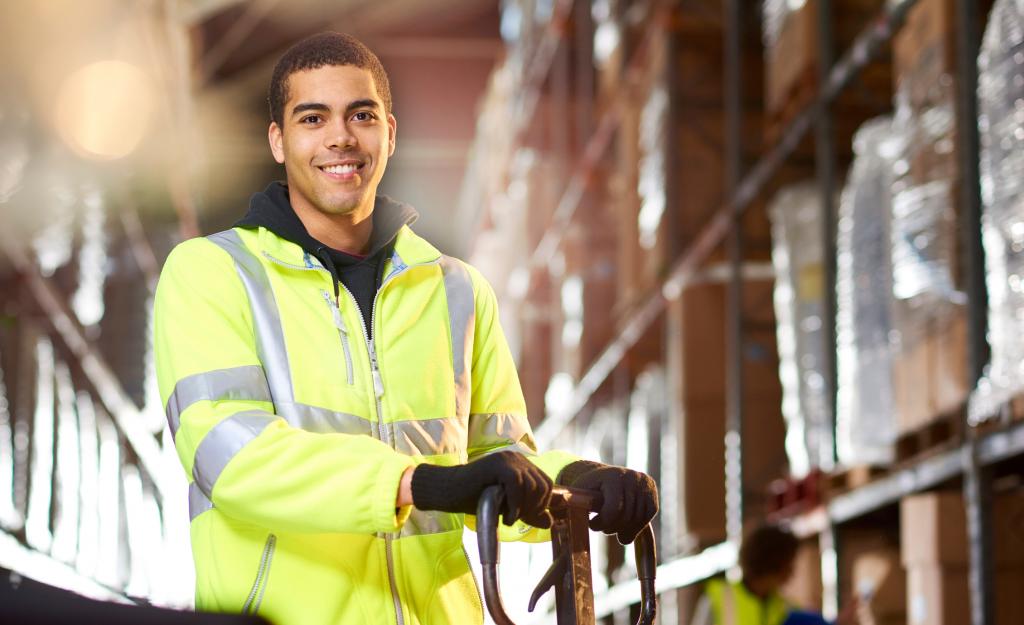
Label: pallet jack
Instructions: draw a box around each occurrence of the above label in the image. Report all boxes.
[476,485,658,625]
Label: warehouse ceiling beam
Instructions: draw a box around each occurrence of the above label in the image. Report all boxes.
[198,0,282,86]
[0,237,173,497]
[536,0,922,446]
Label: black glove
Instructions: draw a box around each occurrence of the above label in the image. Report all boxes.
[558,460,659,545]
[411,451,554,529]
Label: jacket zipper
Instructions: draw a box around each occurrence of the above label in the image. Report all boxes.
[336,278,402,625]
[242,533,276,615]
[320,290,354,385]
[268,250,440,625]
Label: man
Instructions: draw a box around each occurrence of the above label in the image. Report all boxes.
[154,32,658,625]
[691,524,858,625]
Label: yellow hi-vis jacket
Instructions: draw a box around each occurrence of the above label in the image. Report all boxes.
[154,223,578,625]
[705,579,790,625]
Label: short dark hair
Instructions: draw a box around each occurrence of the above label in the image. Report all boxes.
[268,32,392,127]
[739,523,799,581]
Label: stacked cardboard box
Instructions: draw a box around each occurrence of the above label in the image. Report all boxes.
[666,280,786,550]
[890,0,970,434]
[846,533,906,625]
[783,539,825,611]
[762,0,892,147]
[900,491,1024,625]
[901,493,971,625]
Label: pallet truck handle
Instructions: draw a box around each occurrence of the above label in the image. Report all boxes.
[477,485,515,625]
[476,484,658,625]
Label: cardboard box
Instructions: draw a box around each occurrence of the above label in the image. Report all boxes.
[993,492,1024,568]
[906,565,970,625]
[765,0,818,114]
[901,492,969,566]
[893,0,957,111]
[893,304,968,433]
[994,568,1024,625]
[852,547,907,621]
[665,280,787,549]
[783,540,824,611]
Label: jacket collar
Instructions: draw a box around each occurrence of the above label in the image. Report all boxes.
[237,182,441,269]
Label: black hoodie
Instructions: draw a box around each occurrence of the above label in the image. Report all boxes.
[235,181,418,339]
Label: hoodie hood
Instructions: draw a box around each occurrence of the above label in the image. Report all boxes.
[235,181,419,302]
[235,181,419,258]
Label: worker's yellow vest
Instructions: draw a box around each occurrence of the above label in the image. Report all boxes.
[706,579,790,625]
[154,224,577,625]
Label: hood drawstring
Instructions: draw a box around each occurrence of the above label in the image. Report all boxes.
[315,245,341,306]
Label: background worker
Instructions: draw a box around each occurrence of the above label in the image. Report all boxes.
[691,523,860,625]
[154,31,658,625]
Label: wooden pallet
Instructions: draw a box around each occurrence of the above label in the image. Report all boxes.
[895,410,965,464]
[826,464,889,494]
[973,391,1024,435]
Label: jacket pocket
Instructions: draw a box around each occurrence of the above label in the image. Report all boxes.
[242,533,276,615]
[321,291,354,385]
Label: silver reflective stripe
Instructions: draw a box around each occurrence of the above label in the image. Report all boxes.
[392,416,468,456]
[277,401,372,435]
[192,411,278,497]
[397,509,461,538]
[439,257,475,421]
[189,481,214,520]
[166,365,271,436]
[208,230,295,410]
[467,413,537,457]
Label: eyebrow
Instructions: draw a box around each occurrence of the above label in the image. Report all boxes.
[345,99,380,114]
[290,99,381,118]
[291,102,329,117]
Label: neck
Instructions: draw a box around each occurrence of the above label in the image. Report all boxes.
[290,195,374,255]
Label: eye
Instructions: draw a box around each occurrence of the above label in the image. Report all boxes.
[300,114,323,124]
[352,111,376,122]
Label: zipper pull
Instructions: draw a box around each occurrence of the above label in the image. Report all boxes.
[321,291,347,334]
[369,339,384,398]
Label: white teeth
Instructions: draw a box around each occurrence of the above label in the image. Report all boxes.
[322,164,358,174]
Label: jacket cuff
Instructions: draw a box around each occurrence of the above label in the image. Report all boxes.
[374,456,419,532]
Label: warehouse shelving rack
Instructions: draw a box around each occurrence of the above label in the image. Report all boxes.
[497,1,1021,623]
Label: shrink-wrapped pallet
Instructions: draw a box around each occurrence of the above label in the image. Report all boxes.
[970,0,1024,422]
[836,116,901,466]
[770,182,833,476]
[889,33,970,430]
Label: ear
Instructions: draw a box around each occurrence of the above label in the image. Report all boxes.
[268,122,285,164]
[386,113,397,157]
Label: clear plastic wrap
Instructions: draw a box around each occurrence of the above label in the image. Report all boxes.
[890,86,963,305]
[770,182,833,477]
[836,116,901,466]
[969,0,1024,422]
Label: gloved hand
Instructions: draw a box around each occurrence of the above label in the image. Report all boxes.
[557,460,659,544]
[411,451,554,529]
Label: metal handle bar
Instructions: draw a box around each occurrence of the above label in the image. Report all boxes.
[476,485,657,625]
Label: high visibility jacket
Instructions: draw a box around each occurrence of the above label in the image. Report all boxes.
[705,579,790,625]
[153,223,578,625]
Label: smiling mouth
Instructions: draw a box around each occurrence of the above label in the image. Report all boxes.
[319,163,364,175]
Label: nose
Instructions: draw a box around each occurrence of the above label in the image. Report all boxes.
[325,119,357,150]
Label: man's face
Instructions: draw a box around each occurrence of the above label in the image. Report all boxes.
[268,64,396,219]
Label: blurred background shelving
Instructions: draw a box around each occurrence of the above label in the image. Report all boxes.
[1,1,1023,624]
